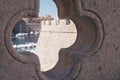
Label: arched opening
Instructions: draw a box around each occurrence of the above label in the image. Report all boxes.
[10,0,78,73]
[5,0,103,80]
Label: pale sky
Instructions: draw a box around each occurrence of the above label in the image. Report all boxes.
[39,0,58,17]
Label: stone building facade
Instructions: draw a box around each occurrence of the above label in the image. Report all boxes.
[13,17,71,35]
[0,0,120,80]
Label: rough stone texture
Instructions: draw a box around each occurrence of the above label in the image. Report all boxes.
[0,0,46,80]
[51,0,120,80]
[0,0,120,80]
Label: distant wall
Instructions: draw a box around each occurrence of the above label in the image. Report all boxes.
[35,20,77,71]
[26,22,41,33]
[13,19,41,34]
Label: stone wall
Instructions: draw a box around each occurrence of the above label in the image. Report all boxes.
[35,20,77,71]
[0,0,120,80]
[0,0,46,80]
[26,23,41,34]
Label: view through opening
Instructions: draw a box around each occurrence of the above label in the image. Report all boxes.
[12,18,40,53]
[11,0,77,72]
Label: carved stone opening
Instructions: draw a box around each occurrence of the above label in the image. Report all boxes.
[40,0,103,79]
[3,0,103,80]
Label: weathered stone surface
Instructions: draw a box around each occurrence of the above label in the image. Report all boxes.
[50,0,120,80]
[0,0,46,80]
[0,0,120,80]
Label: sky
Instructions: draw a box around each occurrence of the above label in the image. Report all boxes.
[39,0,58,17]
